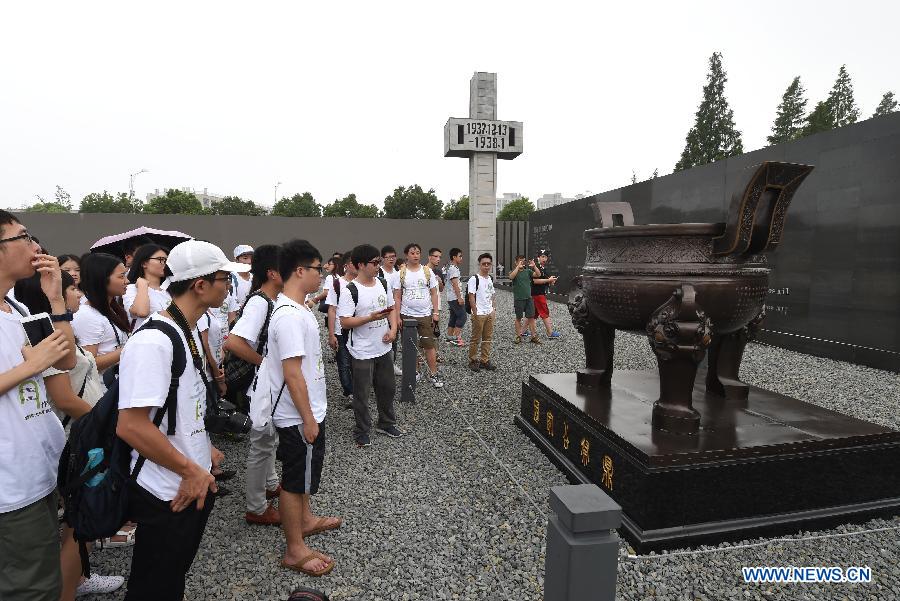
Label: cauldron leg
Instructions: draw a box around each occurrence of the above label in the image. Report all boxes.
[706,307,765,401]
[578,320,615,388]
[646,284,713,435]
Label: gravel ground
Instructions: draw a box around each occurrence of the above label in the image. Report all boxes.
[82,290,900,600]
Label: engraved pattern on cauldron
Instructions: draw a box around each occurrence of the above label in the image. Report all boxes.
[738,180,765,248]
[585,283,641,322]
[585,237,768,266]
[726,284,769,328]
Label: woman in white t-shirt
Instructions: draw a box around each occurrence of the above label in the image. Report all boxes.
[124,244,172,331]
[72,253,130,375]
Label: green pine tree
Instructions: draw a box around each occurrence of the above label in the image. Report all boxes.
[873,91,897,117]
[827,65,860,127]
[767,76,808,145]
[674,52,744,171]
[802,100,835,136]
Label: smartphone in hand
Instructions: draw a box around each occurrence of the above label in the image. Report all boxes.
[21,313,55,346]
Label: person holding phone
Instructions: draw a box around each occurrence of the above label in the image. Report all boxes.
[14,269,126,597]
[530,250,560,340]
[338,244,404,448]
[0,210,76,601]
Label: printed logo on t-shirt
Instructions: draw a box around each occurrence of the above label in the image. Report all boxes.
[192,375,206,421]
[19,379,53,421]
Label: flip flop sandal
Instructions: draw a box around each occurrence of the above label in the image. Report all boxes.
[96,527,136,548]
[305,516,343,537]
[281,553,335,577]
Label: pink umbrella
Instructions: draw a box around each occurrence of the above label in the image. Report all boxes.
[90,226,194,259]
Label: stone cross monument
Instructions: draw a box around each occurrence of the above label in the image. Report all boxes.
[444,72,523,274]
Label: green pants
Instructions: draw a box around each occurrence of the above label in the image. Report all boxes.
[0,492,61,601]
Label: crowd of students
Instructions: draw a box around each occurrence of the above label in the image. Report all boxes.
[0,209,562,600]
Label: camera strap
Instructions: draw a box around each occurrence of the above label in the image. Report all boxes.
[165,302,216,402]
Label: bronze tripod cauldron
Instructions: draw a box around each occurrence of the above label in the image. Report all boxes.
[568,161,814,435]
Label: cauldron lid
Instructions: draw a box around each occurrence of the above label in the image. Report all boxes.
[585,222,725,239]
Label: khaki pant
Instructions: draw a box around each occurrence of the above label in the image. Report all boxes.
[469,312,496,364]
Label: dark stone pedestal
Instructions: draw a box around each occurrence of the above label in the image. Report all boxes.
[516,371,900,554]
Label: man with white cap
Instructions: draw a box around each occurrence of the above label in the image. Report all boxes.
[116,240,249,601]
[232,244,254,307]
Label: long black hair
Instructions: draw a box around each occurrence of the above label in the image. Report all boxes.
[14,271,76,316]
[250,244,281,293]
[81,252,130,333]
[57,254,81,268]
[127,243,171,284]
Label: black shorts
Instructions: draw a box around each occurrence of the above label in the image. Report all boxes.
[276,421,327,495]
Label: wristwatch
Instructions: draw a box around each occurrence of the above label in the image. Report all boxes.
[50,310,74,323]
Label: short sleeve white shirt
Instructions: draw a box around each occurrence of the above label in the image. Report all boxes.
[467,275,496,316]
[230,294,270,351]
[118,314,211,502]
[209,292,239,339]
[266,295,327,427]
[198,312,224,375]
[324,277,352,336]
[390,266,438,317]
[72,303,127,356]
[0,305,66,513]
[123,284,172,331]
[337,277,395,360]
[233,275,252,307]
[445,264,462,301]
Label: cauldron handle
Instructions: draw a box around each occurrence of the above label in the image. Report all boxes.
[712,161,814,257]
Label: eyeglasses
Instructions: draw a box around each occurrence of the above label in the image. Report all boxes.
[148,257,168,264]
[300,264,323,274]
[367,259,383,266]
[0,231,36,245]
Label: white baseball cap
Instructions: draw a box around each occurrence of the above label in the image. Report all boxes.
[233,244,254,258]
[168,240,251,282]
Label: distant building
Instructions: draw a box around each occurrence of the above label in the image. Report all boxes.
[535,191,593,211]
[496,192,522,213]
[146,187,225,210]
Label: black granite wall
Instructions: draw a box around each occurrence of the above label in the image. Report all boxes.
[529,113,900,372]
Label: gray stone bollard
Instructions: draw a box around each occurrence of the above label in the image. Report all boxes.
[400,318,418,403]
[544,484,622,601]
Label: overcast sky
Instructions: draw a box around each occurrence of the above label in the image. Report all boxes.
[1,1,897,210]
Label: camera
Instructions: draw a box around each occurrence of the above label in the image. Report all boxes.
[205,398,252,435]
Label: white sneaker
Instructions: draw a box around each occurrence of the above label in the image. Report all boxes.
[76,574,125,597]
[393,364,402,376]
[430,374,444,389]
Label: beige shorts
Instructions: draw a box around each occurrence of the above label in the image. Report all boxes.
[401,314,439,349]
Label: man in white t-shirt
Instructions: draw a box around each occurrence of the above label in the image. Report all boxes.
[467,252,497,372]
[116,240,249,600]
[377,245,402,375]
[389,243,443,388]
[444,247,467,346]
[267,239,339,577]
[326,251,356,404]
[0,210,75,601]
[338,244,404,448]
[232,245,254,307]
[224,245,284,525]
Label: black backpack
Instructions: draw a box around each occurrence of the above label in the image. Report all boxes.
[224,291,274,392]
[465,274,492,314]
[57,319,186,577]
